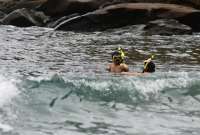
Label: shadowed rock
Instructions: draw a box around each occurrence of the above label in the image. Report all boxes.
[1,8,49,27]
[143,19,192,35]
[55,3,200,32]
[127,0,200,9]
[1,0,200,33]
[47,13,79,28]
[1,0,200,16]
[38,0,109,17]
[0,10,6,19]
[38,0,200,17]
[0,0,47,13]
[177,11,200,32]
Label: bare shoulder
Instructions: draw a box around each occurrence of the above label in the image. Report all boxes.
[106,63,112,71]
[120,63,128,67]
[120,63,129,72]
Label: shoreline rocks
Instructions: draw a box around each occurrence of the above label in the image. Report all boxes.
[37,0,200,17]
[0,0,46,13]
[38,0,104,17]
[0,10,6,19]
[55,3,200,32]
[143,19,192,35]
[1,8,49,27]
[0,0,200,35]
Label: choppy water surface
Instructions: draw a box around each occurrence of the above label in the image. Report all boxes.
[0,25,200,135]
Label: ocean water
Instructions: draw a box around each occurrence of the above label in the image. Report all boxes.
[0,25,200,135]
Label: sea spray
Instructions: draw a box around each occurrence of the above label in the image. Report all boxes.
[0,75,19,134]
[0,75,19,107]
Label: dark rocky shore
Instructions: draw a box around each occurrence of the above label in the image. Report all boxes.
[1,0,200,35]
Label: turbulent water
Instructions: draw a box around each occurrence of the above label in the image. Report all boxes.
[0,25,200,135]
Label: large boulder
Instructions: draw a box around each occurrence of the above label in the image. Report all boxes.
[38,0,200,17]
[1,0,200,15]
[0,10,6,19]
[46,13,79,28]
[0,0,47,13]
[127,0,200,9]
[1,8,49,27]
[38,0,109,17]
[177,11,200,32]
[143,19,192,35]
[55,3,200,32]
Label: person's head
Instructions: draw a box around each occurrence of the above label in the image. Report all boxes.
[143,61,155,73]
[112,51,123,65]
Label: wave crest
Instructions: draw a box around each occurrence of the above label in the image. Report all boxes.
[22,72,200,105]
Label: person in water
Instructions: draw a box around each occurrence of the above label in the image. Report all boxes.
[121,55,155,76]
[107,48,129,73]
[142,56,155,73]
[107,47,155,75]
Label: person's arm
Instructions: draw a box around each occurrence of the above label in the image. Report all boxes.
[106,64,111,72]
[121,64,129,72]
[121,72,143,76]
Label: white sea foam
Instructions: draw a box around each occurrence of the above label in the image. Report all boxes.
[131,72,193,98]
[0,75,19,107]
[0,75,19,133]
[0,123,13,132]
[65,72,194,95]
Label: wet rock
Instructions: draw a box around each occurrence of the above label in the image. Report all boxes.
[37,0,200,17]
[126,0,200,9]
[46,13,79,28]
[37,0,133,17]
[1,8,49,27]
[38,0,107,17]
[143,19,192,35]
[0,10,6,19]
[55,3,200,32]
[0,0,47,13]
[1,0,200,16]
[177,11,200,32]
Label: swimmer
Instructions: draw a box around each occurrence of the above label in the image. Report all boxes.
[122,55,155,76]
[107,47,129,73]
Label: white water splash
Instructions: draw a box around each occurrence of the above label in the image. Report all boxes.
[0,75,19,107]
[0,75,19,133]
[0,123,13,132]
[130,72,194,99]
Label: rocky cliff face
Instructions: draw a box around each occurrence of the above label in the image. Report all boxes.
[0,0,200,34]
[0,0,47,13]
[38,0,200,16]
[1,0,200,14]
[54,3,200,32]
